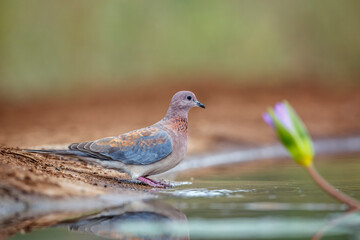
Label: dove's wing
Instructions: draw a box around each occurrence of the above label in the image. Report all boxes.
[69,127,173,165]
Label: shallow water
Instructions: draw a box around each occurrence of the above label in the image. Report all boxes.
[9,157,360,240]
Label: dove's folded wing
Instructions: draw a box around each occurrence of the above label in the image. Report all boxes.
[69,127,173,165]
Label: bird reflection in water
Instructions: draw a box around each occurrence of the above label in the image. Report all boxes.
[67,199,189,240]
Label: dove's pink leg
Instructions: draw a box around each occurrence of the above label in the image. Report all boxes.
[137,177,164,188]
[144,177,172,188]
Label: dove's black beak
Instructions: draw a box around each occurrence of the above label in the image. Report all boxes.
[195,100,205,109]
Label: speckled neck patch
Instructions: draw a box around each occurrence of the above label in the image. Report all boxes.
[168,117,188,134]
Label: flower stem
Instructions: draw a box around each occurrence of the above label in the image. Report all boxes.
[306,164,360,211]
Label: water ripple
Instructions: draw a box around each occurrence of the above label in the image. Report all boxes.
[167,188,251,198]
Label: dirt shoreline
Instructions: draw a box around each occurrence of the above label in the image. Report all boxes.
[0,147,151,196]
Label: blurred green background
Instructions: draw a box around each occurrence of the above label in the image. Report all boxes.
[0,0,359,100]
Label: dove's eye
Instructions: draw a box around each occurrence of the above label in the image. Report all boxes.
[187,96,192,100]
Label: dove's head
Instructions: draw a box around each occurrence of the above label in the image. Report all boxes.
[165,91,205,118]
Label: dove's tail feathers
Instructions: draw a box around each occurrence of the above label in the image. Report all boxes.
[25,149,90,158]
[25,149,106,165]
[25,149,129,174]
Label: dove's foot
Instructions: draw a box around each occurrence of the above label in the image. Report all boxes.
[147,178,173,188]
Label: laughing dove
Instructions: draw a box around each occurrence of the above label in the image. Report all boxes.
[28,91,205,187]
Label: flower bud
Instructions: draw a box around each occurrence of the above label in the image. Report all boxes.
[263,101,314,167]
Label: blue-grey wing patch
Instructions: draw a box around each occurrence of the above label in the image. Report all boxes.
[70,127,173,165]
